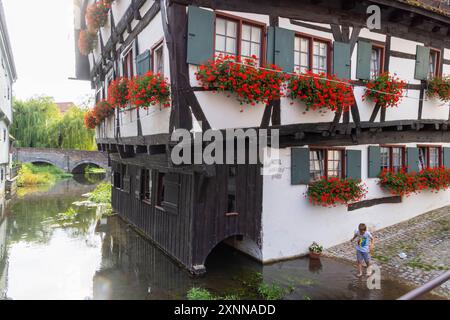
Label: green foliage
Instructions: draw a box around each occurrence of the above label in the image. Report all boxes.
[57,207,78,221]
[84,165,106,174]
[11,96,95,150]
[187,288,215,300]
[257,283,286,300]
[88,183,112,204]
[17,163,72,187]
[59,106,96,150]
[186,287,240,300]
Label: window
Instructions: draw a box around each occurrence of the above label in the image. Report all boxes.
[309,148,345,180]
[428,49,440,79]
[418,145,442,170]
[3,129,5,142]
[122,46,134,78]
[227,166,237,213]
[156,172,165,208]
[294,35,330,74]
[370,45,384,79]
[152,41,164,76]
[141,169,152,203]
[215,14,264,64]
[380,146,405,172]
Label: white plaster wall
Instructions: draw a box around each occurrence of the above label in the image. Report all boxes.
[140,106,171,136]
[260,143,450,262]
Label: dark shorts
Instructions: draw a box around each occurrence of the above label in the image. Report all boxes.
[356,250,371,265]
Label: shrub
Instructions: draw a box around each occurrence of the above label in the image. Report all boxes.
[287,71,355,113]
[195,54,285,106]
[17,163,72,187]
[128,72,171,108]
[78,29,98,56]
[363,72,406,108]
[427,76,450,102]
[306,178,367,207]
[108,77,130,108]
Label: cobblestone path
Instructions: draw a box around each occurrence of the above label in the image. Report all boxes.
[325,206,450,299]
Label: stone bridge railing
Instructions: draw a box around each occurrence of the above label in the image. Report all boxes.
[15,147,109,173]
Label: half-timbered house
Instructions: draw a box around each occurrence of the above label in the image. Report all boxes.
[74,0,450,274]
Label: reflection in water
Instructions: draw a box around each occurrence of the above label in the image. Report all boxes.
[0,178,442,300]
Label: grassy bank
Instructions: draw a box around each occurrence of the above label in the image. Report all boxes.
[17,163,72,187]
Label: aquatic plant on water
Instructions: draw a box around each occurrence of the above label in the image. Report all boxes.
[88,183,112,204]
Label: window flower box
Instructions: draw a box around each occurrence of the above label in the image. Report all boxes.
[108,77,130,109]
[287,71,355,113]
[427,76,450,102]
[195,54,285,107]
[306,177,367,207]
[86,1,110,31]
[363,72,406,108]
[84,110,98,129]
[128,72,171,109]
[78,30,97,56]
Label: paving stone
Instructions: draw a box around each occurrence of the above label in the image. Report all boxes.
[325,205,450,299]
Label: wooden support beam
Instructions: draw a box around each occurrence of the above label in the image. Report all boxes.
[369,103,381,122]
[418,81,425,120]
[260,102,273,128]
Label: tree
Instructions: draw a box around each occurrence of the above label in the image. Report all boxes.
[11,96,95,150]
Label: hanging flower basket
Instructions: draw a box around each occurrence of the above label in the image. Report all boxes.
[427,76,450,102]
[78,30,98,56]
[378,169,427,197]
[84,110,98,129]
[93,100,115,122]
[287,71,355,113]
[108,77,130,108]
[306,177,367,207]
[363,72,406,108]
[195,54,285,106]
[128,72,171,108]
[86,1,110,31]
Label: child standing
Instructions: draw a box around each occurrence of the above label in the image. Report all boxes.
[350,223,375,277]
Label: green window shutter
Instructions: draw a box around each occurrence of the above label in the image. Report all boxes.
[136,50,151,76]
[187,6,214,65]
[274,27,295,73]
[333,42,351,80]
[406,147,420,173]
[291,147,310,185]
[346,150,362,180]
[368,146,381,178]
[443,147,450,168]
[356,41,372,80]
[266,26,275,65]
[414,45,430,80]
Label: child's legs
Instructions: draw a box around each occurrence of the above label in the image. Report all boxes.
[356,251,365,274]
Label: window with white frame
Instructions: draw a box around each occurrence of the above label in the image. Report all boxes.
[294,37,310,73]
[294,35,330,74]
[152,41,164,76]
[380,146,405,172]
[419,146,442,170]
[428,49,440,79]
[370,46,384,79]
[214,14,264,64]
[309,148,344,181]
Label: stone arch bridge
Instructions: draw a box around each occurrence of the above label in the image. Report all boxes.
[15,147,109,174]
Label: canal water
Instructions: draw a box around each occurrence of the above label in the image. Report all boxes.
[0,177,440,300]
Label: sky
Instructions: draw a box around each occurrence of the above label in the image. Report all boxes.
[3,0,93,105]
